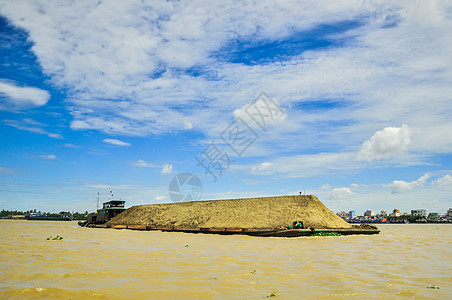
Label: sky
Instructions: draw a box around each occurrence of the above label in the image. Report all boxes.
[0,0,451,215]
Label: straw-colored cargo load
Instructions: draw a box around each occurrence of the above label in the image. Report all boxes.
[107,195,352,229]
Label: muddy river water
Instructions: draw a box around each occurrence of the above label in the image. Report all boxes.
[0,220,451,299]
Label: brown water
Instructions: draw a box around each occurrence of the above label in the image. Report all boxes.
[0,220,451,299]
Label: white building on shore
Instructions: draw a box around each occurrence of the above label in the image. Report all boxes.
[446,208,452,217]
[364,210,375,217]
[411,209,428,218]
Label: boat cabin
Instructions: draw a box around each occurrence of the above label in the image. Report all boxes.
[102,200,125,209]
[86,200,126,225]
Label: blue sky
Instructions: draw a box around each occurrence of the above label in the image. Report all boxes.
[0,0,451,215]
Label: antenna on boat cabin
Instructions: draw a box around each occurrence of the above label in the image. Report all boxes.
[96,192,100,210]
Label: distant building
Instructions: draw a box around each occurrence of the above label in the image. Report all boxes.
[428,212,439,220]
[447,208,452,217]
[364,210,375,217]
[411,209,428,218]
[349,211,356,219]
[378,210,389,217]
[390,209,401,217]
[336,211,349,219]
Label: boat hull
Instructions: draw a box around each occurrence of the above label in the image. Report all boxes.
[26,216,72,221]
[84,224,380,237]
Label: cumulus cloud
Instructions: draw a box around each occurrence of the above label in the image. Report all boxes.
[161,163,173,174]
[103,139,131,146]
[0,80,50,109]
[391,173,430,193]
[434,174,452,189]
[327,187,355,200]
[357,125,411,161]
[154,195,167,202]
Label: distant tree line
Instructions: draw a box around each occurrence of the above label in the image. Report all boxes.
[0,209,31,217]
[0,209,89,220]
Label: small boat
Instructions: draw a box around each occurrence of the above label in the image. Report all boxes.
[26,212,73,221]
[78,189,126,227]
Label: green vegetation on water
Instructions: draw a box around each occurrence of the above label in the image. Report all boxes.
[426,285,440,289]
[312,232,342,236]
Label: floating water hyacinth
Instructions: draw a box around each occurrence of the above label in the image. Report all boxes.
[313,232,341,236]
[266,291,277,297]
[426,285,440,289]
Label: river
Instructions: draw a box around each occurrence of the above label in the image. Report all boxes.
[0,220,450,299]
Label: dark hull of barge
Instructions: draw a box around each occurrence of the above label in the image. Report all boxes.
[84,224,380,237]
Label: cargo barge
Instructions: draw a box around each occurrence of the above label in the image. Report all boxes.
[80,195,380,237]
[26,212,73,221]
[84,223,380,237]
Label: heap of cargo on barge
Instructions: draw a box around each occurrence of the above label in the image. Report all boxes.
[85,195,380,237]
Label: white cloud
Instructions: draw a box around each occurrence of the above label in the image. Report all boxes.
[84,184,136,191]
[135,159,155,168]
[103,139,130,146]
[4,118,63,139]
[314,180,450,215]
[0,0,451,165]
[0,166,16,175]
[64,143,82,148]
[391,173,430,194]
[154,195,167,202]
[327,187,355,200]
[40,154,56,160]
[251,162,272,173]
[234,152,358,178]
[357,125,411,161]
[0,80,50,109]
[233,93,287,131]
[320,184,332,190]
[161,163,173,174]
[434,174,452,189]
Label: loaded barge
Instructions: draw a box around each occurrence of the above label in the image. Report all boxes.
[26,212,73,221]
[80,194,380,237]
